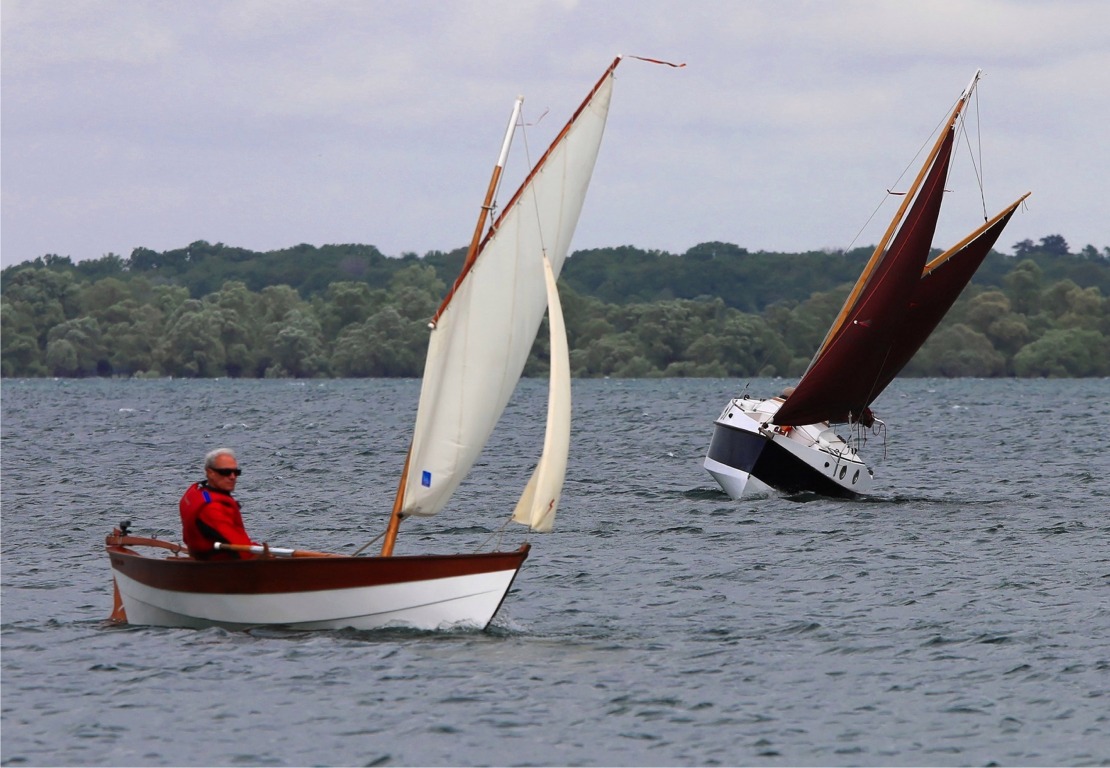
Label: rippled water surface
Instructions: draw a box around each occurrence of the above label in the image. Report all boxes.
[2,378,1108,766]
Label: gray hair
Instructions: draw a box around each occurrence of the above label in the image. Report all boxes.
[204,447,237,469]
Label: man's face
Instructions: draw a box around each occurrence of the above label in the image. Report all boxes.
[205,454,240,494]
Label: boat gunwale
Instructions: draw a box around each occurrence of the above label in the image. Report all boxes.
[107,539,530,595]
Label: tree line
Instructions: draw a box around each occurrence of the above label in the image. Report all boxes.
[2,235,1107,379]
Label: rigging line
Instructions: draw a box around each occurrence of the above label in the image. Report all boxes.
[486,111,527,238]
[478,515,515,553]
[351,526,386,556]
[975,86,988,220]
[853,338,896,433]
[888,101,955,198]
[742,336,780,395]
[844,197,892,254]
[504,106,549,243]
[738,376,754,399]
[950,88,989,224]
[956,109,988,222]
[735,325,776,396]
[844,105,955,253]
[518,104,552,258]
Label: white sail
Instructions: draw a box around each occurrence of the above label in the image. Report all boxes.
[400,67,615,519]
[512,253,571,532]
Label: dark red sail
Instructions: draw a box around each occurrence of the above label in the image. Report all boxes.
[773,127,956,426]
[868,200,1024,396]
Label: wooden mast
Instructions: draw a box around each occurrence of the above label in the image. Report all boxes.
[428,97,524,328]
[466,97,524,271]
[379,447,411,556]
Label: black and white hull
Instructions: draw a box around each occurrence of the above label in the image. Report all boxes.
[704,396,874,500]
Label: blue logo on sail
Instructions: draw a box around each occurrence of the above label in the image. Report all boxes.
[422,470,432,488]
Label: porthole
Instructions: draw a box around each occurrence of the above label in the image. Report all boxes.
[839,466,847,480]
[852,469,860,484]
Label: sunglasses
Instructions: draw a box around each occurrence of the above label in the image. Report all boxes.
[210,467,243,477]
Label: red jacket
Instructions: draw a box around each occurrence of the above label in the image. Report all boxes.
[179,482,255,560]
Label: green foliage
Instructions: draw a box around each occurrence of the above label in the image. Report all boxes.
[45,316,107,376]
[102,302,164,376]
[313,282,384,339]
[2,235,1107,379]
[1003,259,1043,315]
[561,243,870,314]
[330,308,426,377]
[1012,328,1110,377]
[156,302,229,378]
[265,309,329,378]
[1,301,46,376]
[912,324,1007,377]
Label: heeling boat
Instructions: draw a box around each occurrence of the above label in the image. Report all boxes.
[106,56,634,631]
[705,71,1030,501]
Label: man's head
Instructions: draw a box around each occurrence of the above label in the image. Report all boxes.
[204,447,241,493]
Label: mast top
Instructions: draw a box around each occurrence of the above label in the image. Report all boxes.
[961,69,983,102]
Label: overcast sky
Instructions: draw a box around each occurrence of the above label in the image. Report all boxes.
[2,0,1107,270]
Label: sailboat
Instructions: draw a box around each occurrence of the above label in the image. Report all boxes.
[105,57,625,631]
[704,71,1030,500]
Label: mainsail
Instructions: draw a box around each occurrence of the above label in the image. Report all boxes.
[773,72,985,427]
[397,59,618,521]
[773,128,955,426]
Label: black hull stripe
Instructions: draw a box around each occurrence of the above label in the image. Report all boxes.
[708,423,860,499]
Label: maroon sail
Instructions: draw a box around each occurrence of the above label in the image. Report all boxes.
[868,199,1025,396]
[702,70,1033,503]
[773,127,955,426]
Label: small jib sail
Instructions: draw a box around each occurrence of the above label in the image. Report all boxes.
[512,253,571,533]
[868,192,1030,396]
[381,57,623,554]
[774,71,1030,427]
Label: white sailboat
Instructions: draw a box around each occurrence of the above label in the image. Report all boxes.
[106,57,629,631]
[705,71,1030,500]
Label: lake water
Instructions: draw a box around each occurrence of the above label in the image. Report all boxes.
[1,377,1108,767]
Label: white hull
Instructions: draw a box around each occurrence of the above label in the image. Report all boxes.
[113,568,520,631]
[703,455,775,500]
[107,539,529,632]
[704,396,874,500]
